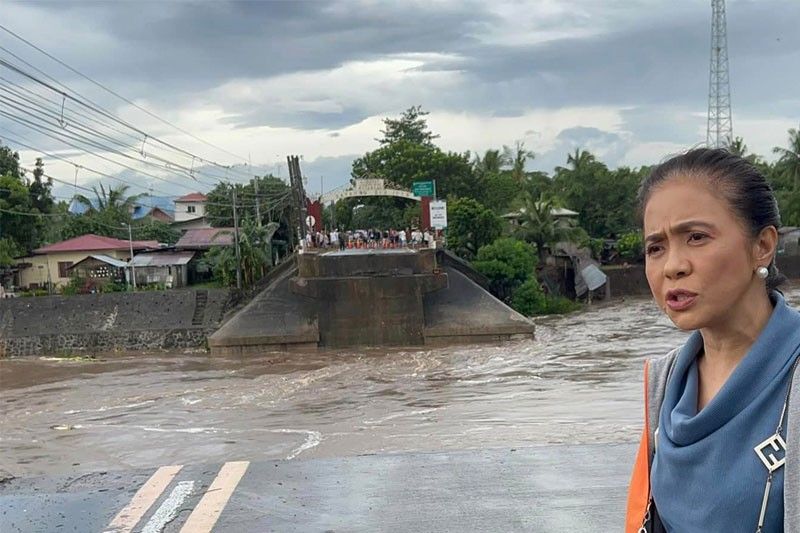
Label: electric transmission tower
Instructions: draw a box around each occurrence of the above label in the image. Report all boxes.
[707,0,733,148]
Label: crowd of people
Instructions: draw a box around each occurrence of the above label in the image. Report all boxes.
[303,228,439,250]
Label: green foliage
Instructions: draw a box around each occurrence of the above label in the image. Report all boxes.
[202,220,272,289]
[513,193,583,259]
[0,143,23,180]
[552,150,644,238]
[511,279,581,316]
[446,197,502,261]
[377,106,439,147]
[133,220,180,244]
[0,237,22,266]
[617,230,644,262]
[473,237,537,301]
[205,175,292,245]
[773,127,800,191]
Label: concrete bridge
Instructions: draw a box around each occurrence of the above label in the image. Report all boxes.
[208,248,535,355]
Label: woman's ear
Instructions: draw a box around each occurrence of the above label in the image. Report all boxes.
[753,225,778,265]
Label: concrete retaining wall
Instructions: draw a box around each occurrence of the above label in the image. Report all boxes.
[602,256,800,299]
[0,289,230,357]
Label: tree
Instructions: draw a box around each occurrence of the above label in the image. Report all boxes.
[472,237,537,302]
[503,141,535,183]
[552,150,642,238]
[773,127,800,191]
[377,105,439,147]
[133,220,180,245]
[0,237,22,266]
[353,107,478,196]
[446,197,502,261]
[514,193,582,260]
[0,143,23,180]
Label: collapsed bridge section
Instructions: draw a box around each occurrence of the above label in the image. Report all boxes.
[208,249,534,355]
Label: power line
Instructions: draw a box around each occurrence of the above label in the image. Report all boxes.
[0,128,291,211]
[0,27,256,174]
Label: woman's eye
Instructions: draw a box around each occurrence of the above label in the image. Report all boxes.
[646,245,662,256]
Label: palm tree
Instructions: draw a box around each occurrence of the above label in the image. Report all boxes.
[773,127,800,191]
[565,148,596,172]
[502,141,535,183]
[74,183,143,214]
[473,149,510,177]
[514,193,581,260]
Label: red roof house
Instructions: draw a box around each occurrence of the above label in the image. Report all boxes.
[34,234,159,254]
[175,192,208,203]
[16,234,160,289]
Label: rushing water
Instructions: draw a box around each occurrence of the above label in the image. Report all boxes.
[2,286,799,478]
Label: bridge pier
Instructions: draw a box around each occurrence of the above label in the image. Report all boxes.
[208,249,534,354]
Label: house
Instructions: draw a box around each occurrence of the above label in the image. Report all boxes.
[66,254,128,285]
[174,192,208,222]
[129,251,195,288]
[502,205,579,228]
[175,228,235,250]
[131,196,175,223]
[14,234,158,290]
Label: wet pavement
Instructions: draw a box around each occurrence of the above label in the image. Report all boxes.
[0,444,634,532]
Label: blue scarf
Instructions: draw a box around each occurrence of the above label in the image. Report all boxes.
[651,291,800,532]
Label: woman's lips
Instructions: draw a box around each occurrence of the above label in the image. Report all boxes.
[666,290,698,311]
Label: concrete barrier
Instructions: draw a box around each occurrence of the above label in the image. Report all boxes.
[0,289,230,357]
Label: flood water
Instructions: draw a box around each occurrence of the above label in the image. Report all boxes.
[2,286,799,478]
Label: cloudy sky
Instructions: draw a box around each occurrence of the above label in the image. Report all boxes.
[1,0,798,200]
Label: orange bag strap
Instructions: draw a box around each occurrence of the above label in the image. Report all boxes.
[625,360,652,533]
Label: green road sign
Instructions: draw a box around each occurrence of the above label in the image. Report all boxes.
[412,181,435,197]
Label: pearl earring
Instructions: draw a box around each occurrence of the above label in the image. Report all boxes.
[756,266,769,279]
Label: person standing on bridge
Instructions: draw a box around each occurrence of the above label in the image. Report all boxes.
[626,148,800,532]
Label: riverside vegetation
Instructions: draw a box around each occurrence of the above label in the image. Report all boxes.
[2,108,798,315]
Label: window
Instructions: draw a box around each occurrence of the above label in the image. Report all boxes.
[187,205,196,213]
[57,261,73,278]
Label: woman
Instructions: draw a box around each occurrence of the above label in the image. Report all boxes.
[625,148,800,532]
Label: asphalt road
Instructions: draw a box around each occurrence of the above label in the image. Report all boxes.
[0,443,634,532]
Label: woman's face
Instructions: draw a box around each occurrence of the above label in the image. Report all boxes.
[643,177,761,331]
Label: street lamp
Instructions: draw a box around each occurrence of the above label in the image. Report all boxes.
[123,223,137,290]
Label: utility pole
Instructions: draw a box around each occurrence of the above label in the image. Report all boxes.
[124,222,137,290]
[707,0,732,148]
[232,188,243,290]
[253,176,262,227]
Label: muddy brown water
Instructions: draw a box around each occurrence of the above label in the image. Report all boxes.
[2,286,799,478]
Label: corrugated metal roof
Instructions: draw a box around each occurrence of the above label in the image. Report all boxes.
[34,234,159,254]
[175,228,234,249]
[67,254,129,269]
[130,251,195,267]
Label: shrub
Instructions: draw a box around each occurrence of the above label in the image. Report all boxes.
[617,230,644,262]
[511,279,581,316]
[473,237,537,301]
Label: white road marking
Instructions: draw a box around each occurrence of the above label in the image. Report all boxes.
[141,480,196,533]
[179,461,249,533]
[105,464,183,533]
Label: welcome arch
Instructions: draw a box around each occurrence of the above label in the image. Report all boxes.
[320,179,421,204]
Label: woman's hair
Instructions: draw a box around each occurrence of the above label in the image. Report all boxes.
[637,147,785,291]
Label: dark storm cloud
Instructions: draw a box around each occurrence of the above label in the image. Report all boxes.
[3,1,799,138]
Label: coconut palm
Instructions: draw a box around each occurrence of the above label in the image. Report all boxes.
[473,149,510,177]
[773,127,800,191]
[74,183,143,214]
[503,141,535,183]
[514,193,581,260]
